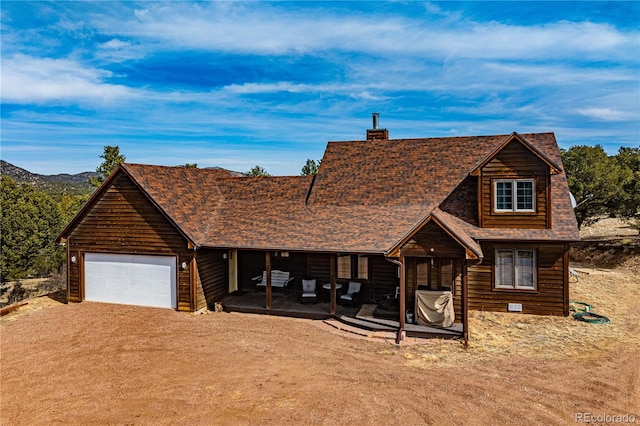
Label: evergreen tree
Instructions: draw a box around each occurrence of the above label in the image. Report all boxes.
[613,146,640,232]
[244,165,270,177]
[301,159,321,176]
[88,145,126,187]
[561,145,625,228]
[1,176,65,281]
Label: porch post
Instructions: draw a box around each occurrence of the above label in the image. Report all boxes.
[462,261,469,347]
[265,251,272,310]
[190,257,197,311]
[563,244,570,316]
[330,254,337,315]
[396,256,406,344]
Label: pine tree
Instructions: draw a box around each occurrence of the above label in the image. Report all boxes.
[88,145,126,187]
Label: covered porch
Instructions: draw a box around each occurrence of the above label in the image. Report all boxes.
[218,248,464,340]
[386,212,485,344]
[221,290,359,320]
[225,249,401,316]
[221,291,463,339]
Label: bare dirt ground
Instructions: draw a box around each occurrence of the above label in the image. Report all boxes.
[1,219,639,425]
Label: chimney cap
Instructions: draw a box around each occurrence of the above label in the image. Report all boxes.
[366,113,389,140]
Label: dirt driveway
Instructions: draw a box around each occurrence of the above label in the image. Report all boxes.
[2,261,639,426]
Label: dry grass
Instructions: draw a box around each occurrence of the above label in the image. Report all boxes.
[1,274,65,308]
[396,265,639,369]
[399,218,640,368]
[579,217,638,240]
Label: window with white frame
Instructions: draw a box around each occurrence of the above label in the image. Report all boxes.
[494,179,535,212]
[495,249,537,290]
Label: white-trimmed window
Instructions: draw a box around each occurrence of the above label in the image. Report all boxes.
[494,179,535,212]
[495,249,537,290]
[337,255,368,280]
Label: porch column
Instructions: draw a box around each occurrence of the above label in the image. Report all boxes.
[385,257,406,344]
[462,261,469,347]
[396,256,406,344]
[329,254,337,315]
[265,251,272,310]
[563,244,570,316]
[190,257,197,311]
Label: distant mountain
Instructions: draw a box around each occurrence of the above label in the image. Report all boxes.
[0,161,246,197]
[204,166,245,177]
[0,160,99,196]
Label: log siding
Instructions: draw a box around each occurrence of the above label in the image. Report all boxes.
[480,141,551,229]
[467,242,566,315]
[67,174,194,311]
[196,249,229,310]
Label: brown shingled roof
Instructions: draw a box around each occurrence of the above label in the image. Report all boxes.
[62,132,579,254]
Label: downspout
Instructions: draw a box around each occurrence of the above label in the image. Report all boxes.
[386,257,405,344]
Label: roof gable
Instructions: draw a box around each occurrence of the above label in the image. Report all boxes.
[470,132,562,176]
[386,208,483,260]
[57,164,196,245]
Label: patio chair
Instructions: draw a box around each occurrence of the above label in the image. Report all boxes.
[339,281,361,306]
[300,279,317,304]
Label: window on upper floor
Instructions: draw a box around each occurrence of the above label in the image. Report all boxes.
[494,248,537,290]
[494,179,535,212]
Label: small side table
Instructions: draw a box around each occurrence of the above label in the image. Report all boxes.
[322,283,343,302]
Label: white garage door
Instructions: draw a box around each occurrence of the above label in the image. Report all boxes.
[84,253,177,309]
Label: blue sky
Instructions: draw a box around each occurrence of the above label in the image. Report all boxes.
[1,1,639,175]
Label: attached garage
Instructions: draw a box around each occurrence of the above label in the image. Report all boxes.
[84,253,177,309]
[60,170,201,311]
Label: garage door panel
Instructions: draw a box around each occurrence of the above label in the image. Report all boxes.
[84,253,177,309]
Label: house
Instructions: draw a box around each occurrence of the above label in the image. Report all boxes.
[57,121,580,344]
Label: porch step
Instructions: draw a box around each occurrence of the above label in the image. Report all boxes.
[334,315,397,332]
[322,319,395,340]
[354,309,464,338]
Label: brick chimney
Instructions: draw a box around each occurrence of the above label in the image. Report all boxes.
[366,112,389,140]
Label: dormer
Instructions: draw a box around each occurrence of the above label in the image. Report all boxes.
[470,133,561,229]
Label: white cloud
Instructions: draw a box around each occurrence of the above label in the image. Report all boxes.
[94,3,639,61]
[0,54,135,104]
[223,82,314,94]
[576,107,637,122]
[95,39,146,63]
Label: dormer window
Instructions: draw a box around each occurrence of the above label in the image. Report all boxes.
[494,179,535,212]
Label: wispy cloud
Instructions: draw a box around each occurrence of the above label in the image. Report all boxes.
[1,54,134,104]
[576,107,637,122]
[94,39,147,63]
[90,3,639,61]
